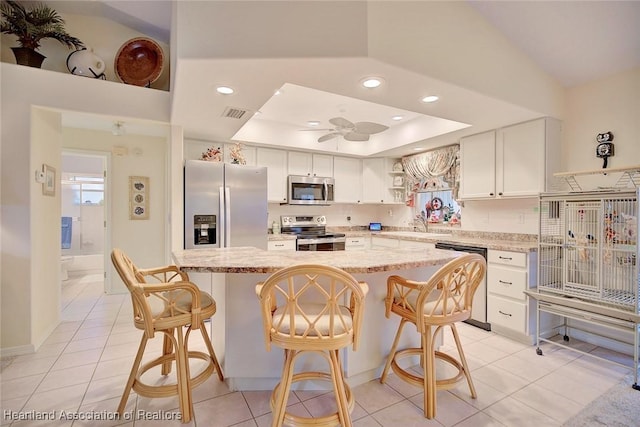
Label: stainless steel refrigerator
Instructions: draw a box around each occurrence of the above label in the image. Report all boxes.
[184,160,268,250]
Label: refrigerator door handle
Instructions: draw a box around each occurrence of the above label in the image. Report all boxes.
[225,187,231,247]
[219,187,225,247]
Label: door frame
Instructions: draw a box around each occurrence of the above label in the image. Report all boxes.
[60,149,112,294]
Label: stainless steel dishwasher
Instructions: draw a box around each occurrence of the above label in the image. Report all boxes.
[435,242,490,331]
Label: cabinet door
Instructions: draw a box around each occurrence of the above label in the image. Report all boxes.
[287,151,312,176]
[497,119,545,197]
[312,154,334,177]
[459,131,496,199]
[361,158,385,203]
[333,156,362,203]
[257,148,288,203]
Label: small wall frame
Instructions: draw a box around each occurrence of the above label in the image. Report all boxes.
[129,176,149,220]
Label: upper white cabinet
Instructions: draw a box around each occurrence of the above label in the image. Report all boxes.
[459,118,560,200]
[362,158,386,203]
[288,152,333,177]
[256,148,288,203]
[362,158,404,204]
[333,156,362,203]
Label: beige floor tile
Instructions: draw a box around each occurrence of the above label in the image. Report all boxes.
[36,363,96,393]
[408,390,479,427]
[21,383,88,413]
[192,392,254,427]
[483,396,561,427]
[370,399,441,426]
[0,356,58,380]
[51,348,102,371]
[352,380,405,413]
[0,373,46,400]
[511,382,584,424]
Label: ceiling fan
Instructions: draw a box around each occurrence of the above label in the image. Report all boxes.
[302,117,389,142]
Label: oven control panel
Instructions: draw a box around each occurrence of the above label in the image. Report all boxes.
[281,215,326,227]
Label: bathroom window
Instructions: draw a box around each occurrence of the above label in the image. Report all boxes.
[63,174,104,205]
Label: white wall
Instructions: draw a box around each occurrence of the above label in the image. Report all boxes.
[1,63,171,353]
[561,67,640,190]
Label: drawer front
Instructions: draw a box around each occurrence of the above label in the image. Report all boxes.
[488,266,527,300]
[488,250,527,268]
[488,296,527,333]
[346,237,370,250]
[268,240,296,251]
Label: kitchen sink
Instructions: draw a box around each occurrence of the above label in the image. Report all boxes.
[379,231,452,238]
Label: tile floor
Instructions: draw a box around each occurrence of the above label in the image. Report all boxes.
[0,273,634,426]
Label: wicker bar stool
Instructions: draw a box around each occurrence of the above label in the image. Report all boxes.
[380,253,486,419]
[256,264,369,427]
[111,248,224,423]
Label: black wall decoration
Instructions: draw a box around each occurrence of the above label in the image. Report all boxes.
[596,131,614,169]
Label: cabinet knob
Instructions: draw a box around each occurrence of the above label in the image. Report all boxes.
[489,193,494,196]
[498,192,503,196]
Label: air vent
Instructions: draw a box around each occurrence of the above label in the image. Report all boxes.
[221,107,249,119]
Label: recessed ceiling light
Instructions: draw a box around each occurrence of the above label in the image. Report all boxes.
[361,77,384,88]
[307,121,321,126]
[413,147,424,151]
[421,95,439,103]
[216,86,234,95]
[392,115,404,121]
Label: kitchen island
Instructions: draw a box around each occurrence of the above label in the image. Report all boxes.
[173,246,462,391]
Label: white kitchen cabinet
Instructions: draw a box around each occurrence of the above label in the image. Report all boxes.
[333,156,362,203]
[345,236,371,250]
[361,158,386,203]
[256,148,288,203]
[287,152,333,177]
[362,158,405,204]
[459,118,560,200]
[487,249,538,343]
[268,240,296,251]
[459,130,496,199]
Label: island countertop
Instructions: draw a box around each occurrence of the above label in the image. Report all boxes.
[172,246,463,274]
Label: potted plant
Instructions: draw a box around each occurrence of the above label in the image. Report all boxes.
[0,1,84,68]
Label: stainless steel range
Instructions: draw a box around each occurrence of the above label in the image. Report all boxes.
[281,215,346,251]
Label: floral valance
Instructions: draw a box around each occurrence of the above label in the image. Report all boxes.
[401,144,460,200]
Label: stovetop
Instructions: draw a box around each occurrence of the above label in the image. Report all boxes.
[280,215,344,239]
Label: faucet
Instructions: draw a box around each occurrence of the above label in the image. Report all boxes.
[411,214,429,233]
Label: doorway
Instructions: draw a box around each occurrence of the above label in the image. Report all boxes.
[60,151,110,299]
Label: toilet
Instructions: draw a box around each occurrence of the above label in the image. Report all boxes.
[61,256,73,281]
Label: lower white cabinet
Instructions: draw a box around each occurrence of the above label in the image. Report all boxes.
[345,236,371,250]
[487,249,538,343]
[268,240,296,251]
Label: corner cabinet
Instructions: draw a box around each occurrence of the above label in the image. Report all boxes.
[333,156,362,203]
[459,118,561,200]
[362,158,404,204]
[256,148,288,203]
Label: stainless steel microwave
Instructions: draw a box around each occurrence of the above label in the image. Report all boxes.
[287,175,334,205]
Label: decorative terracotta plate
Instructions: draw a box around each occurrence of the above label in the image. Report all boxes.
[115,37,164,86]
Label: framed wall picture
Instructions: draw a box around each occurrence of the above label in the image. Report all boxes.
[43,164,56,196]
[129,176,149,220]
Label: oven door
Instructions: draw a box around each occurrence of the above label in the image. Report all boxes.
[297,237,345,251]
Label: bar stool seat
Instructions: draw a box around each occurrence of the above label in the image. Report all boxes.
[111,248,224,423]
[380,254,486,419]
[256,264,368,427]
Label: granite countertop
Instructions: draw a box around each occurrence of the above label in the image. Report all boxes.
[173,246,462,274]
[268,230,538,253]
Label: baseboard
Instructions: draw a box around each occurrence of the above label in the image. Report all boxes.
[0,343,36,358]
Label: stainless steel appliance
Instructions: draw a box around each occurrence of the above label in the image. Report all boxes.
[435,242,490,331]
[281,215,345,251]
[287,175,334,205]
[184,160,268,250]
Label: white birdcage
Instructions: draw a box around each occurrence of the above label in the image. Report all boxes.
[538,189,638,312]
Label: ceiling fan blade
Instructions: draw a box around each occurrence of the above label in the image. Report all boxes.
[329,117,355,129]
[343,132,370,141]
[318,133,341,142]
[354,122,389,135]
[298,128,335,132]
